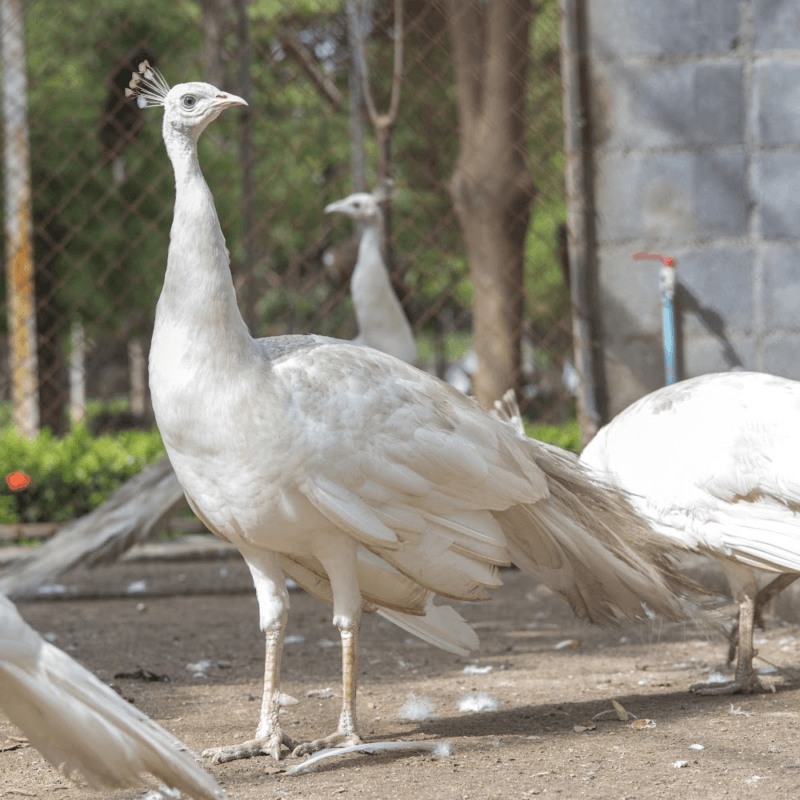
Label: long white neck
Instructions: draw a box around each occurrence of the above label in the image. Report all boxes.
[351,218,416,364]
[155,130,253,363]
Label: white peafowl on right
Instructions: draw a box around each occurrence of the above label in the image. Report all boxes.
[0,595,224,798]
[324,185,417,365]
[581,371,800,694]
[129,62,700,765]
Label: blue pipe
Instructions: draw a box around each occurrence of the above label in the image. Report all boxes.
[659,264,677,385]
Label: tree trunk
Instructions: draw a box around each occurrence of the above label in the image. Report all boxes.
[69,321,85,424]
[2,0,39,437]
[346,0,369,197]
[446,0,535,408]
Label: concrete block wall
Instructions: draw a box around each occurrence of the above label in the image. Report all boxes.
[587,0,800,415]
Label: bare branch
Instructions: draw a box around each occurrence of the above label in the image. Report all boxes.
[349,0,405,129]
[281,28,343,110]
[386,0,404,125]
[349,0,380,125]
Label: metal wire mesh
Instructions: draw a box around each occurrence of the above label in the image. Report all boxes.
[1,0,573,437]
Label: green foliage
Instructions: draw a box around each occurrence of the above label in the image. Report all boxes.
[9,2,209,338]
[415,331,474,367]
[524,418,581,454]
[0,424,165,524]
[525,0,570,342]
[7,1,572,425]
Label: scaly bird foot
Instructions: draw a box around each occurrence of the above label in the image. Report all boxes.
[292,730,362,758]
[203,730,300,763]
[690,674,775,695]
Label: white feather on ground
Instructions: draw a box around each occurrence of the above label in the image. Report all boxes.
[397,693,436,721]
[581,371,800,694]
[457,692,500,713]
[0,595,224,798]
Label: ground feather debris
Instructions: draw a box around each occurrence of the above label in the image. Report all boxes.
[397,693,436,721]
[457,692,500,713]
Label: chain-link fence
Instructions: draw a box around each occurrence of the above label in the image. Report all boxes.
[1,0,572,438]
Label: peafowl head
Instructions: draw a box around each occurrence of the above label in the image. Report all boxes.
[324,192,382,223]
[125,61,246,142]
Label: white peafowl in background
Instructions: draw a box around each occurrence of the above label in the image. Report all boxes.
[324,184,417,364]
[0,595,224,798]
[130,62,699,764]
[581,371,800,694]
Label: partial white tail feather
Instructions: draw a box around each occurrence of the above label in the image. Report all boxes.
[491,388,525,437]
[378,601,479,657]
[0,457,185,600]
[0,596,224,799]
[498,443,701,625]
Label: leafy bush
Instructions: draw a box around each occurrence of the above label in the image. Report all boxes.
[0,424,166,524]
[525,418,581,454]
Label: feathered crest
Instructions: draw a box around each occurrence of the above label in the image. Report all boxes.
[371,177,400,204]
[124,60,170,109]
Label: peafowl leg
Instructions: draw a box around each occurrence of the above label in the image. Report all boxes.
[727,573,799,664]
[693,564,775,695]
[293,546,363,757]
[203,553,298,763]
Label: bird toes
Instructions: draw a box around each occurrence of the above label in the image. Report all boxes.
[203,732,299,763]
[690,675,776,695]
[292,731,362,758]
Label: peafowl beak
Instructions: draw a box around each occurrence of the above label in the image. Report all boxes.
[323,200,346,215]
[213,92,248,110]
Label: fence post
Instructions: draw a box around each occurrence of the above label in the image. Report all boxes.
[559,0,602,446]
[69,322,85,424]
[1,0,39,439]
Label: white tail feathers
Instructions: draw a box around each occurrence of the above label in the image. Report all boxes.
[0,597,224,799]
[125,60,170,108]
[379,599,480,657]
[491,388,525,436]
[497,443,699,625]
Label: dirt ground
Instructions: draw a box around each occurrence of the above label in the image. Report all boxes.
[3,554,800,800]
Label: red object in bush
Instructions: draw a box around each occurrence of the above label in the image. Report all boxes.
[5,471,31,491]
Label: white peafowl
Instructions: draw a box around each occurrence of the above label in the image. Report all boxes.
[581,371,800,694]
[129,63,698,764]
[324,185,417,365]
[0,595,224,798]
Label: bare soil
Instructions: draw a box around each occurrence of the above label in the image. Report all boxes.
[3,556,800,800]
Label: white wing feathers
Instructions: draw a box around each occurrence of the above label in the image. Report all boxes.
[0,597,224,799]
[582,372,800,576]
[378,602,480,657]
[281,550,478,656]
[281,350,692,628]
[307,475,400,548]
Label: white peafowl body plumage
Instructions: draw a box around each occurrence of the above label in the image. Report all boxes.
[581,370,800,694]
[132,63,697,763]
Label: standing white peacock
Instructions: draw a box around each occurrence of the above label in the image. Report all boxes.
[324,185,417,364]
[581,371,800,694]
[130,62,697,763]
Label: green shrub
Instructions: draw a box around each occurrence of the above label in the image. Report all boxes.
[525,418,581,454]
[0,424,166,524]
